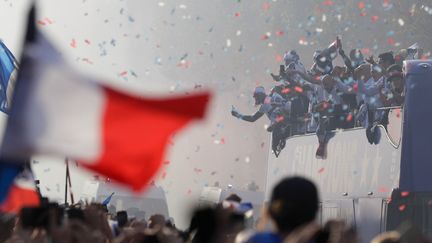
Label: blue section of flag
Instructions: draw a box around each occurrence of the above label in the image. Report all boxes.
[102,192,114,205]
[0,162,22,203]
[0,40,18,114]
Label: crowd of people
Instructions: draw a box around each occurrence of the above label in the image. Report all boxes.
[2,176,431,243]
[232,37,420,158]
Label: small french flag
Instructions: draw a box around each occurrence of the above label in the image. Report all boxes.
[0,162,40,214]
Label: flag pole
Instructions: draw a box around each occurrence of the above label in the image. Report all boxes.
[64,158,68,205]
[66,159,75,204]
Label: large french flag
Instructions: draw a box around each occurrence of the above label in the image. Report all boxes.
[1,13,210,191]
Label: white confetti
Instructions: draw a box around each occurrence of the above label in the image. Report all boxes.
[226,39,231,47]
[322,14,327,22]
[245,156,250,163]
[398,18,405,26]
[158,2,165,7]
[236,30,242,36]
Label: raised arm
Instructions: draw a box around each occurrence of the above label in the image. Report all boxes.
[339,48,355,74]
[232,109,264,122]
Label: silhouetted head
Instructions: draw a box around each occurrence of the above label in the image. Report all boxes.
[268,177,319,234]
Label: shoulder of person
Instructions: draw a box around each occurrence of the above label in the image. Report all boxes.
[246,232,282,243]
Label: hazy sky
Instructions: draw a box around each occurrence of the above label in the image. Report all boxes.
[0,0,430,228]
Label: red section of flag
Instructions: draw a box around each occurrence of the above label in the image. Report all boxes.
[0,185,40,214]
[83,89,210,191]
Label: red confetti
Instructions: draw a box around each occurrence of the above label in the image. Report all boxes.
[161,171,167,179]
[276,116,284,123]
[353,83,359,92]
[371,15,379,22]
[401,191,410,197]
[220,138,225,145]
[281,88,291,94]
[294,86,303,93]
[70,38,77,48]
[398,204,406,211]
[44,17,53,24]
[378,186,389,193]
[360,12,367,17]
[346,113,353,122]
[262,2,270,10]
[387,37,395,45]
[361,48,370,55]
[395,109,401,118]
[322,0,334,6]
[234,12,241,17]
[358,2,365,9]
[261,35,269,40]
[119,71,128,76]
[163,160,170,165]
[318,167,325,174]
[275,31,284,36]
[37,20,46,26]
[84,39,91,45]
[276,55,283,62]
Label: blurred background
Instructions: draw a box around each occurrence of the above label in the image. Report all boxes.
[0,0,430,228]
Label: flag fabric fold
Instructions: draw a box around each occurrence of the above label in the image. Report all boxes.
[0,40,19,114]
[1,30,210,191]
